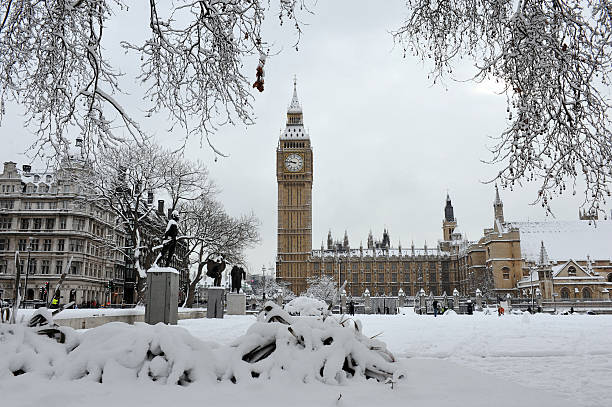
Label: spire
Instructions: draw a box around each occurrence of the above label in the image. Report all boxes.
[537,241,550,267]
[494,184,503,205]
[343,230,349,249]
[494,185,505,224]
[288,76,302,114]
[444,192,455,222]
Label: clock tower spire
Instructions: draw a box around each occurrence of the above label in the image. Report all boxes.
[276,78,313,295]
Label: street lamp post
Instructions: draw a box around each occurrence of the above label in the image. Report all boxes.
[262,265,266,301]
[22,237,33,308]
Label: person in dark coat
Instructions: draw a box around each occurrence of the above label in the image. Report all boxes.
[348,300,355,316]
[433,299,439,317]
[230,266,246,293]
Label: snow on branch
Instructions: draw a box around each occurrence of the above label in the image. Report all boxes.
[394,0,612,215]
[0,0,308,158]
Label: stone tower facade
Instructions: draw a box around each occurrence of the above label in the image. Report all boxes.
[276,80,313,295]
[442,193,457,241]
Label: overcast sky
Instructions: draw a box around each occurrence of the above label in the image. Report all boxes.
[2,1,609,275]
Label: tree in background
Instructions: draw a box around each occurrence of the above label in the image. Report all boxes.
[0,0,307,157]
[179,196,260,307]
[394,0,612,214]
[304,274,338,305]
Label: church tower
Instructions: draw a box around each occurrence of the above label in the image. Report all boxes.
[276,79,313,295]
[442,193,457,241]
[494,185,505,224]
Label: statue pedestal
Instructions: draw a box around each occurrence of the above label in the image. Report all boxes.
[145,268,179,325]
[227,293,246,315]
[207,287,224,319]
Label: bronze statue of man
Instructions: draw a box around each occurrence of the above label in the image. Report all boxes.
[159,210,179,267]
[230,266,246,293]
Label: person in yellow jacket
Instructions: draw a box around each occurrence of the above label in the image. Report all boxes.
[51,296,59,308]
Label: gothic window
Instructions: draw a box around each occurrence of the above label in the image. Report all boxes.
[352,273,358,284]
[365,263,371,270]
[365,273,371,283]
[404,272,410,282]
[313,263,319,271]
[568,266,576,276]
[429,262,436,270]
[325,263,332,272]
[429,272,436,282]
[391,273,397,282]
[560,287,570,300]
[502,267,510,280]
[391,263,397,271]
[378,263,384,270]
[582,288,592,299]
[377,273,384,283]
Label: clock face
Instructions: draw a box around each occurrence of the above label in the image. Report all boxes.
[284,153,304,172]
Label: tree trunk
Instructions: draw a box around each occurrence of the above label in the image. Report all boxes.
[184,263,205,308]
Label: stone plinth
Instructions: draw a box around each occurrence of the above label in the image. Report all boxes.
[207,287,224,319]
[145,268,179,325]
[227,293,246,315]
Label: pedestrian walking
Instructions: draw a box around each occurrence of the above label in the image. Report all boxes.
[433,299,439,317]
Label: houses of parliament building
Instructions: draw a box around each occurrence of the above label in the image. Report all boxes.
[276,81,612,299]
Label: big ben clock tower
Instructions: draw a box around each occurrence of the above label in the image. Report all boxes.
[276,79,313,295]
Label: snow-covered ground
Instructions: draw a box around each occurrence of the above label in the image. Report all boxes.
[2,309,610,407]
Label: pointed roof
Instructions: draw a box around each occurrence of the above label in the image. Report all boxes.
[494,184,503,206]
[288,76,302,114]
[537,241,550,267]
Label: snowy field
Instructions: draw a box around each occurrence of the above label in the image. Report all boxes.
[2,310,611,407]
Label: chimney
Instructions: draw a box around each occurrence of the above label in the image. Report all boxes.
[167,208,172,219]
[22,164,31,173]
[157,200,164,215]
[147,191,154,205]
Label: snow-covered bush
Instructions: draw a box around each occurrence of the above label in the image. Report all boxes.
[232,302,403,384]
[0,303,403,386]
[284,296,328,316]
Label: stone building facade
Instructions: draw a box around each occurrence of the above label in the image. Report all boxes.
[0,158,127,306]
[460,187,612,299]
[0,149,189,306]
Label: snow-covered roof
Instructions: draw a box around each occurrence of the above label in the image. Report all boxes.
[506,220,612,262]
[280,124,308,140]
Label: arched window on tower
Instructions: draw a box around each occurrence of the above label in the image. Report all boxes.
[502,267,510,280]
